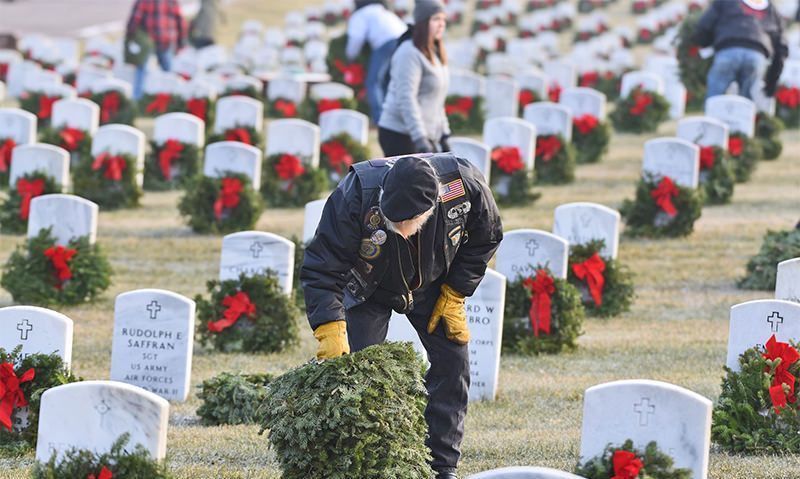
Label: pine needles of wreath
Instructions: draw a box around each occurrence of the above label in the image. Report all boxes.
[0,172,59,234]
[568,240,635,318]
[143,140,202,191]
[699,146,735,205]
[621,175,703,238]
[573,120,611,164]
[755,112,784,161]
[73,152,142,210]
[534,134,576,185]
[728,133,762,183]
[178,173,264,234]
[261,154,328,208]
[575,440,692,479]
[196,372,272,426]
[738,228,800,291]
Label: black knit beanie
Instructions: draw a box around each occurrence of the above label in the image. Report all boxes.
[380,156,439,222]
[414,0,445,25]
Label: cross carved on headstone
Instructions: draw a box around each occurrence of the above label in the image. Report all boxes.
[95,400,110,416]
[16,319,33,341]
[146,300,162,320]
[250,241,264,258]
[767,311,784,332]
[633,397,655,426]
[525,239,539,256]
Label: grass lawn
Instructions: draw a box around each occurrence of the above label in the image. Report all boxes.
[2,0,800,477]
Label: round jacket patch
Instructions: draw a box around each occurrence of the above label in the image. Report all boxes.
[359,239,381,259]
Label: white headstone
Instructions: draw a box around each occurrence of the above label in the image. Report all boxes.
[92,124,146,187]
[495,229,569,280]
[0,306,73,364]
[642,138,700,189]
[559,87,607,122]
[664,82,687,120]
[51,98,100,135]
[0,108,37,144]
[580,380,712,479]
[9,144,70,189]
[153,112,205,146]
[309,82,354,100]
[319,109,369,145]
[28,194,98,245]
[484,76,519,119]
[450,137,491,181]
[726,299,800,369]
[466,269,505,402]
[222,74,262,96]
[385,311,428,363]
[483,117,537,170]
[523,102,573,141]
[213,95,264,135]
[516,70,548,100]
[266,119,321,167]
[705,95,757,138]
[267,77,306,104]
[448,70,486,98]
[780,59,800,88]
[35,381,169,461]
[219,231,295,294]
[620,70,665,97]
[203,141,263,190]
[553,203,621,259]
[676,117,729,149]
[468,467,585,479]
[543,60,577,91]
[776,258,800,303]
[303,198,328,243]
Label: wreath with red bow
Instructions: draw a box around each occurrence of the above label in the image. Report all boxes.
[144,140,202,191]
[621,174,703,238]
[575,440,691,479]
[207,124,263,149]
[489,146,539,206]
[39,126,93,166]
[19,91,67,127]
[137,92,184,117]
[73,152,141,210]
[738,227,800,292]
[0,228,112,306]
[677,13,711,112]
[755,112,784,161]
[88,90,136,126]
[572,114,611,164]
[182,96,215,125]
[0,346,80,454]
[303,96,359,123]
[0,172,60,234]
[525,0,557,11]
[567,240,635,318]
[267,97,301,119]
[178,172,264,234]
[261,154,328,208]
[726,133,762,183]
[320,133,370,187]
[326,35,371,114]
[502,268,585,355]
[631,0,654,14]
[195,273,299,353]
[610,87,670,133]
[775,85,800,128]
[445,95,485,135]
[534,134,576,184]
[0,136,17,187]
[695,145,735,204]
[713,337,800,453]
[517,89,540,116]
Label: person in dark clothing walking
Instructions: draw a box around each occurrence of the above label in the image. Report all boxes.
[694,0,788,100]
[301,153,503,479]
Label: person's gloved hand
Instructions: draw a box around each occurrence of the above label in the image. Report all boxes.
[428,284,470,345]
[414,137,435,153]
[313,321,350,359]
[440,134,451,152]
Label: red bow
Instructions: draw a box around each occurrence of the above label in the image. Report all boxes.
[87,466,113,479]
[573,114,599,135]
[213,177,243,220]
[207,291,257,333]
[445,97,474,118]
[275,153,306,180]
[763,334,800,413]
[688,45,700,58]
[491,146,525,174]
[59,127,85,152]
[699,146,715,170]
[579,71,599,87]
[572,253,606,307]
[100,91,121,123]
[16,177,45,220]
[145,93,172,114]
[629,90,653,116]
[547,84,562,102]
[0,363,35,431]
[225,128,252,145]
[92,153,127,181]
[518,89,537,107]
[650,176,679,217]
[334,61,366,87]
[728,136,743,157]
[611,450,643,479]
[0,63,7,80]
[274,99,297,117]
[317,98,342,114]
[44,245,77,288]
[522,270,555,336]
[38,95,59,120]
[186,98,208,121]
[0,138,15,173]
[776,86,800,109]
[639,29,652,41]
[158,139,184,180]
[535,135,562,162]
[321,140,353,175]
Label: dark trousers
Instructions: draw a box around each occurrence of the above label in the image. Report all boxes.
[378,126,417,157]
[345,282,469,473]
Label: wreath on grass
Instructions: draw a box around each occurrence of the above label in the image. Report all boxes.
[572,114,610,164]
[502,269,584,355]
[261,153,327,208]
[32,433,171,479]
[0,228,113,306]
[738,228,800,291]
[489,146,539,206]
[320,133,369,187]
[534,134,575,184]
[178,172,264,234]
[195,273,299,353]
[19,91,65,127]
[207,125,263,149]
[712,337,800,453]
[697,145,735,204]
[727,133,761,183]
[621,174,703,238]
[568,240,634,318]
[196,371,273,426]
[138,93,184,117]
[756,112,784,161]
[303,96,359,123]
[143,140,201,191]
[39,126,92,166]
[73,152,141,210]
[611,87,670,133]
[0,136,17,187]
[677,13,711,112]
[445,95,484,135]
[267,97,301,119]
[776,85,800,128]
[183,96,215,125]
[0,347,80,456]
[0,172,60,234]
[517,89,540,116]
[220,85,263,102]
[327,35,370,114]
[580,71,621,101]
[575,440,692,479]
[89,90,136,125]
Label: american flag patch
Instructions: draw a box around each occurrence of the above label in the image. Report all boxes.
[440,179,466,202]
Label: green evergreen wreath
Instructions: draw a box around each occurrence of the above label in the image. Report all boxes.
[89,91,136,126]
[489,147,540,206]
[677,13,712,111]
[178,172,264,234]
[267,97,301,119]
[756,112,784,160]
[575,440,692,479]
[137,93,184,118]
[738,228,800,291]
[611,88,670,133]
[39,126,93,166]
[220,85,264,102]
[302,96,359,123]
[0,172,59,234]
[261,154,327,208]
[19,91,64,127]
[195,273,299,353]
[502,271,585,355]
[727,133,762,183]
[699,146,735,205]
[445,95,485,134]
[196,371,273,426]
[206,125,263,149]
[32,433,171,479]
[533,134,576,184]
[320,133,369,188]
[73,152,141,210]
[572,119,611,164]
[143,140,201,191]
[568,240,635,318]
[621,174,703,238]
[326,35,371,114]
[775,85,800,128]
[580,72,622,101]
[291,236,306,313]
[0,229,113,306]
[0,347,80,456]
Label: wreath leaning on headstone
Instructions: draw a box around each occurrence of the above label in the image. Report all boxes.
[206,124,263,149]
[580,71,622,101]
[0,172,60,235]
[144,140,202,191]
[39,125,93,166]
[267,97,301,119]
[568,240,635,318]
[0,135,17,187]
[195,273,299,353]
[575,440,692,479]
[677,13,711,112]
[261,153,327,208]
[620,174,703,238]
[534,134,576,184]
[610,87,670,134]
[445,95,485,135]
[89,90,136,126]
[712,337,800,453]
[219,85,264,102]
[182,96,216,126]
[196,371,273,426]
[738,227,800,291]
[755,112,784,161]
[517,89,541,116]
[502,268,585,355]
[726,133,761,183]
[302,96,359,123]
[326,35,370,114]
[138,92,184,118]
[775,85,800,128]
[0,347,81,456]
[320,133,370,188]
[0,228,113,307]
[19,91,64,127]
[572,113,611,164]
[489,146,539,206]
[696,145,735,205]
[73,151,142,210]
[178,172,264,234]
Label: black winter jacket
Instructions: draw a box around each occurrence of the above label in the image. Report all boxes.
[301,154,503,330]
[694,0,785,58]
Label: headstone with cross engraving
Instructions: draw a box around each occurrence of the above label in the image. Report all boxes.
[449,137,491,181]
[559,87,607,122]
[465,268,505,402]
[35,380,169,461]
[213,95,264,135]
[27,194,99,246]
[219,231,295,294]
[495,229,568,280]
[726,299,800,370]
[580,379,712,479]
[553,202,621,259]
[203,141,263,190]
[109,289,196,401]
[484,76,519,120]
[776,258,800,303]
[523,102,573,141]
[676,117,729,150]
[266,118,321,168]
[642,138,700,189]
[467,467,585,479]
[302,197,328,243]
[705,95,757,138]
[9,144,70,190]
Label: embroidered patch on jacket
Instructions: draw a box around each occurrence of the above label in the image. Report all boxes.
[448,225,463,246]
[440,178,466,202]
[359,239,381,260]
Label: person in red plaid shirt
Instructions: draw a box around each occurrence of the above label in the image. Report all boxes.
[126,0,187,99]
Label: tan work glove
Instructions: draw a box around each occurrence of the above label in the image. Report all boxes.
[313,321,350,359]
[428,284,470,345]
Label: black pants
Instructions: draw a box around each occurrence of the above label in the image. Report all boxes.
[346,282,469,474]
[378,127,418,157]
